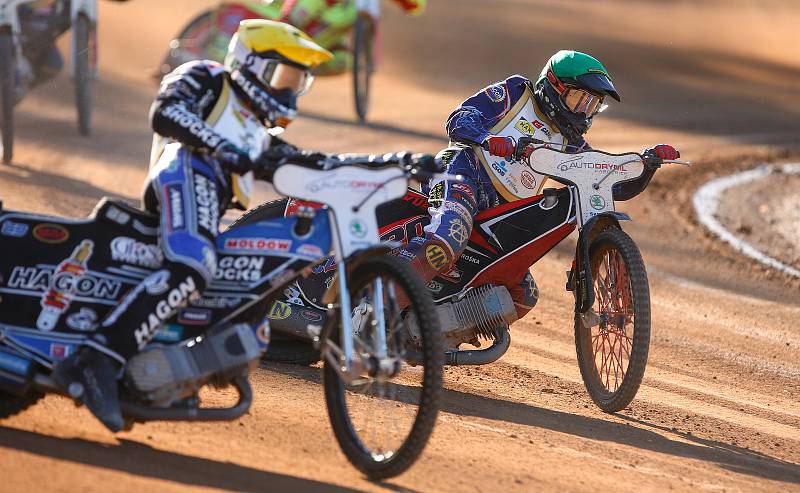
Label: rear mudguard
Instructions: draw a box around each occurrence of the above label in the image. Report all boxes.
[571,212,631,313]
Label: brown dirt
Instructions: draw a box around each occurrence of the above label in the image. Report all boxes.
[0,1,799,492]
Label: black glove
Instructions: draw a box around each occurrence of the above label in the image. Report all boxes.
[213,142,254,175]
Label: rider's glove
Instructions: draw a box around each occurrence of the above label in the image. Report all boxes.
[484,135,515,158]
[644,144,680,161]
[213,142,254,175]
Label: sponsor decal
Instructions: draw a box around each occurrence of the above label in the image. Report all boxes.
[283,285,305,306]
[440,267,462,282]
[267,300,292,320]
[436,148,458,166]
[105,206,131,226]
[461,254,480,265]
[425,244,449,270]
[300,309,323,323]
[224,237,292,253]
[297,244,324,257]
[153,324,183,343]
[49,343,69,359]
[428,182,445,205]
[178,307,212,325]
[144,270,171,295]
[160,104,224,149]
[1,220,28,238]
[447,218,469,247]
[312,257,336,274]
[23,240,96,331]
[485,83,507,103]
[191,296,242,309]
[521,170,537,190]
[557,159,627,173]
[398,250,416,261]
[402,192,428,208]
[324,275,336,289]
[590,195,606,210]
[110,237,163,269]
[194,174,219,233]
[134,275,198,349]
[215,256,265,282]
[349,218,367,238]
[66,307,98,331]
[305,175,383,194]
[32,223,69,244]
[255,320,271,345]
[491,160,508,177]
[427,280,443,293]
[165,183,185,231]
[514,117,537,136]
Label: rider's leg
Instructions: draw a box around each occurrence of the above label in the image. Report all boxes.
[396,149,483,284]
[54,148,224,431]
[31,45,64,86]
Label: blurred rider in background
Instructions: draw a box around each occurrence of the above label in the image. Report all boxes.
[15,0,129,100]
[396,50,681,322]
[54,19,334,432]
[280,0,425,75]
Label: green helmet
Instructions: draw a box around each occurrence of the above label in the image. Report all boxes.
[534,50,619,141]
[537,50,620,101]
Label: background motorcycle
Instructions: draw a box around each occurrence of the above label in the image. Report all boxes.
[0,150,444,479]
[246,138,689,412]
[0,0,98,164]
[155,0,383,123]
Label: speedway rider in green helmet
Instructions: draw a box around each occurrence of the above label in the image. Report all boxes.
[397,50,680,320]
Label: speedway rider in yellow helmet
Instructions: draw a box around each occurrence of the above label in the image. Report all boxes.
[53,20,334,432]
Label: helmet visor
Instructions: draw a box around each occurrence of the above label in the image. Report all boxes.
[562,87,604,116]
[250,57,315,96]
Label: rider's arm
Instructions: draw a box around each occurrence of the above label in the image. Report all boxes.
[149,62,230,152]
[445,75,529,146]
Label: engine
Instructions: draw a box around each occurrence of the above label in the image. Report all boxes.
[406,285,518,349]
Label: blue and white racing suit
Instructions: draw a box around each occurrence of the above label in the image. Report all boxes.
[94,61,287,360]
[398,74,654,319]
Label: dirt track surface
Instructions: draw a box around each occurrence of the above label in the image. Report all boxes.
[1,1,799,491]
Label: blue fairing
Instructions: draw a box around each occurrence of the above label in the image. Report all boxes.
[0,207,333,367]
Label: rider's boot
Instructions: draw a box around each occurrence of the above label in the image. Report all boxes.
[508,271,539,319]
[53,265,205,432]
[52,345,125,432]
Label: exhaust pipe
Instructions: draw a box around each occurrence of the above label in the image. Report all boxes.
[444,327,510,366]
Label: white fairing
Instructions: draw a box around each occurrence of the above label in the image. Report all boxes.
[273,164,408,257]
[526,148,644,225]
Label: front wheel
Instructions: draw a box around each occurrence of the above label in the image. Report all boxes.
[74,15,93,136]
[575,227,650,412]
[324,255,442,479]
[0,29,15,163]
[352,14,374,123]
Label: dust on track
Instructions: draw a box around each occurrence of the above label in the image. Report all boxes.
[0,1,798,492]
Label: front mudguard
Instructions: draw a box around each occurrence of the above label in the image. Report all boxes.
[569,212,631,313]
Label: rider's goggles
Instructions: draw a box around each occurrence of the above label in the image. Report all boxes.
[249,57,315,96]
[562,87,604,116]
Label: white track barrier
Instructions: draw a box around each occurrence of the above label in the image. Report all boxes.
[692,163,800,278]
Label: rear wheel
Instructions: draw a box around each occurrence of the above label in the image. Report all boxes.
[575,227,650,412]
[352,14,374,123]
[324,255,442,479]
[0,28,15,164]
[74,15,93,136]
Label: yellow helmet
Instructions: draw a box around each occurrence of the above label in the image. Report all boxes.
[224,19,333,127]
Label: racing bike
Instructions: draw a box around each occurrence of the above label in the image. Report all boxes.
[0,149,444,478]
[0,0,97,164]
[248,138,689,412]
